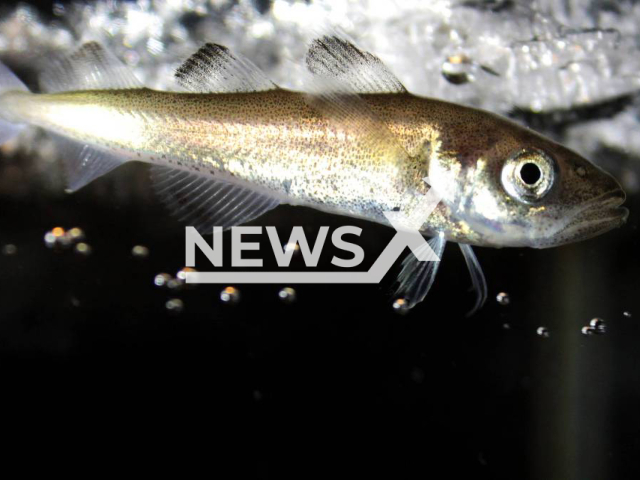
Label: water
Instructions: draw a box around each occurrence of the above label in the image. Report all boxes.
[1,1,640,479]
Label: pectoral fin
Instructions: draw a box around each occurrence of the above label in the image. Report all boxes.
[393,234,447,309]
[459,244,488,317]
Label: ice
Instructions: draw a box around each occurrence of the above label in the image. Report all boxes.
[0,0,638,193]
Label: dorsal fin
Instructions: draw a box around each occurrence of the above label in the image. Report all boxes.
[303,70,411,172]
[175,43,276,93]
[40,42,142,93]
[305,35,406,94]
[150,165,280,231]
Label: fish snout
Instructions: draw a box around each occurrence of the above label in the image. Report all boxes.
[598,187,629,226]
[568,186,629,243]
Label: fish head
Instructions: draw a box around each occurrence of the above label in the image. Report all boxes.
[429,111,628,248]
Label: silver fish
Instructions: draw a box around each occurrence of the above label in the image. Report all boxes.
[0,36,627,313]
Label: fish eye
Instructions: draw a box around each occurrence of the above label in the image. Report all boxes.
[501,148,556,204]
[519,162,541,185]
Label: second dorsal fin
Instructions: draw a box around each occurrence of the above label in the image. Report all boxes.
[306,35,406,94]
[175,43,276,93]
[40,42,142,93]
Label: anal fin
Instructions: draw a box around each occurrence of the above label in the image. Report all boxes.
[150,165,280,231]
[50,133,126,192]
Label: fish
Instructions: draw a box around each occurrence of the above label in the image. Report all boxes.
[0,35,628,314]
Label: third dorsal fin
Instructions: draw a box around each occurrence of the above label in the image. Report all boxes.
[175,43,276,93]
[306,35,406,94]
[40,42,142,93]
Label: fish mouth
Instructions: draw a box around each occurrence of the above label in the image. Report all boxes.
[584,188,629,226]
[545,188,628,247]
[529,189,628,248]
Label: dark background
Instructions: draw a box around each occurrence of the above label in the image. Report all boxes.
[1,1,640,479]
[1,162,638,480]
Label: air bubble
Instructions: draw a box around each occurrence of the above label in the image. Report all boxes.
[536,326,550,338]
[44,232,57,248]
[45,227,66,249]
[45,227,86,249]
[74,242,92,256]
[442,54,473,84]
[589,318,606,334]
[392,298,411,315]
[283,242,300,254]
[220,286,240,304]
[68,227,85,242]
[132,245,149,258]
[154,273,172,287]
[165,298,184,314]
[278,287,296,304]
[581,326,596,336]
[2,244,17,255]
[496,292,510,305]
[174,267,197,290]
[176,267,197,282]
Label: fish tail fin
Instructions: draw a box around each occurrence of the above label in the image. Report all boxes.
[0,60,28,145]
